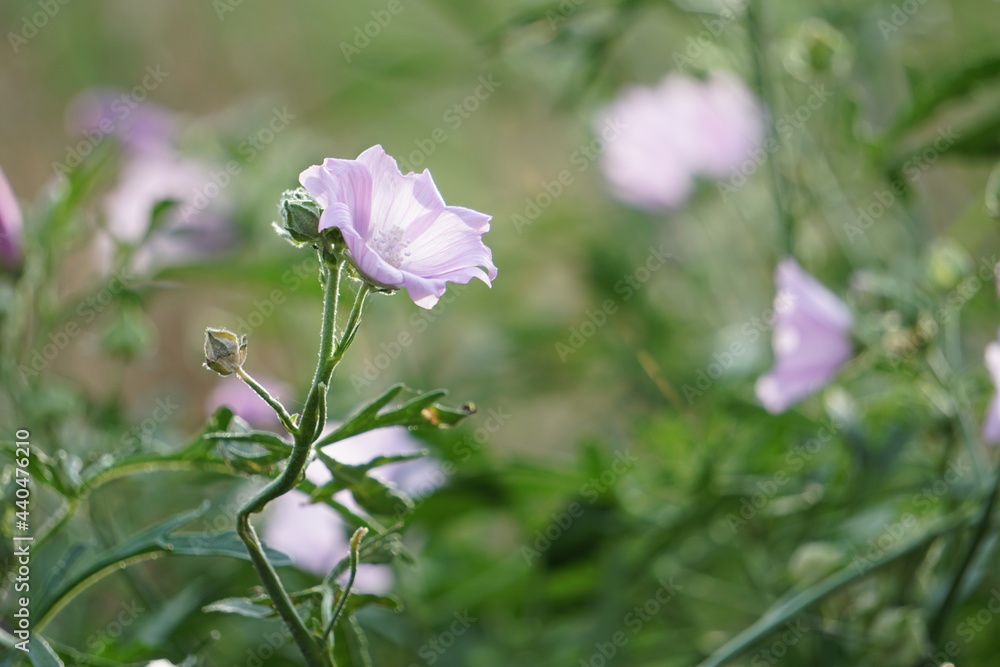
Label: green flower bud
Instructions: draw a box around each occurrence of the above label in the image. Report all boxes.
[783,18,852,82]
[274,187,322,246]
[203,328,247,376]
[925,238,972,291]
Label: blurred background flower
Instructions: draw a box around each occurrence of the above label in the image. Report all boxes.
[0,165,23,271]
[755,258,854,413]
[597,71,764,211]
[263,426,443,593]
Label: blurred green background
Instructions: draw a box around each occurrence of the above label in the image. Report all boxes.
[4,0,1000,665]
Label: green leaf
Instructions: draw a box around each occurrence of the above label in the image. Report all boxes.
[696,516,970,667]
[35,504,209,626]
[315,384,475,448]
[882,53,1000,146]
[28,634,64,667]
[203,597,279,620]
[311,452,413,517]
[77,407,240,495]
[162,530,292,565]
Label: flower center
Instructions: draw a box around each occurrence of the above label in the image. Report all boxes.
[368,226,409,268]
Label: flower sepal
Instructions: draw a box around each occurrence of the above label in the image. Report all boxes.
[274,187,323,247]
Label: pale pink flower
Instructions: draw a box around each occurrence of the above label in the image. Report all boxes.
[263,426,445,590]
[982,338,1000,444]
[0,166,23,271]
[755,258,854,413]
[299,145,497,309]
[598,71,763,210]
[99,150,233,273]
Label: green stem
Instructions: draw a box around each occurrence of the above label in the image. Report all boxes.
[323,527,367,641]
[236,366,298,434]
[235,259,370,666]
[747,0,794,259]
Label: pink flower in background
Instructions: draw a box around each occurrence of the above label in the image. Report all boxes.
[263,426,444,590]
[66,89,178,156]
[299,145,497,309]
[755,258,854,413]
[598,71,764,211]
[206,375,292,430]
[982,338,1000,444]
[67,90,236,273]
[0,166,23,271]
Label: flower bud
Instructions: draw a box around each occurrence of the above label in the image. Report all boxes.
[203,328,247,376]
[274,187,322,246]
[925,238,972,291]
[783,18,852,82]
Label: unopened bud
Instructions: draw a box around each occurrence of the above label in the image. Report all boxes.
[203,328,247,376]
[275,187,322,245]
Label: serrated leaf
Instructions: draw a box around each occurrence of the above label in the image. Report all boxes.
[315,385,474,449]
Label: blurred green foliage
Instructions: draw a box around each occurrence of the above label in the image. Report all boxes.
[3,0,1000,665]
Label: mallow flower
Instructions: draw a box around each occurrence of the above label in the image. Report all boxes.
[0,166,22,271]
[982,336,1000,444]
[263,426,444,591]
[755,258,854,413]
[299,145,497,309]
[598,71,763,211]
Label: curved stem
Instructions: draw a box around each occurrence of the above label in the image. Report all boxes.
[235,260,371,666]
[236,366,298,434]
